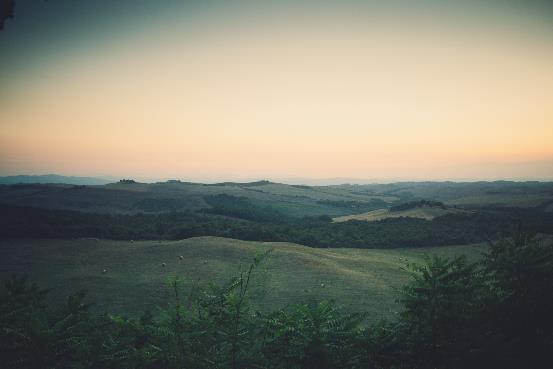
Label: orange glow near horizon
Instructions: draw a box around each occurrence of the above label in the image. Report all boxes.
[1,14,553,180]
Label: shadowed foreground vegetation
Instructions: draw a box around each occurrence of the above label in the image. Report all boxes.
[1,233,552,369]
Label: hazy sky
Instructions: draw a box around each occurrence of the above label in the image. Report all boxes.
[1,0,552,181]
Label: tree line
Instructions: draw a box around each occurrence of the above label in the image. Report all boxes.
[1,203,552,248]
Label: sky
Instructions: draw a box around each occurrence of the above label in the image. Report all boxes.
[1,0,552,182]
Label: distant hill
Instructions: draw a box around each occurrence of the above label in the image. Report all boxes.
[206,180,273,187]
[0,179,396,217]
[333,181,553,208]
[0,178,552,219]
[333,200,471,222]
[0,174,112,185]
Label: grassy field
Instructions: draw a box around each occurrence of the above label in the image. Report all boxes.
[0,237,486,320]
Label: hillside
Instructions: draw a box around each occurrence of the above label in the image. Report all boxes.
[335,181,553,208]
[0,237,486,319]
[1,180,552,220]
[2,180,553,250]
[0,180,393,218]
[0,174,112,185]
[333,201,471,222]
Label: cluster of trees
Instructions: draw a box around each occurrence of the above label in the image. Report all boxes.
[2,203,553,248]
[202,194,287,223]
[2,233,552,368]
[200,195,380,221]
[390,200,446,211]
[132,198,190,212]
[317,199,388,212]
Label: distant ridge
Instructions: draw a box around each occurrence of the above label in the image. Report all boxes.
[0,174,112,185]
[206,180,273,187]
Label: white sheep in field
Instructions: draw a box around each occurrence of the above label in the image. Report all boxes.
[161,262,166,267]
[179,255,184,260]
[102,269,107,274]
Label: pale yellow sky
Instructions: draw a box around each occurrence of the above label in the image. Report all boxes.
[1,13,553,180]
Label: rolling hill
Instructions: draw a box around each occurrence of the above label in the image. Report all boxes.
[0,180,393,217]
[0,237,486,319]
[0,174,112,185]
[1,180,552,221]
[337,181,553,208]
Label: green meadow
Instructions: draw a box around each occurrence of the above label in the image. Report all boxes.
[0,237,486,319]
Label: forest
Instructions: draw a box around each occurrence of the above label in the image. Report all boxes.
[1,201,552,249]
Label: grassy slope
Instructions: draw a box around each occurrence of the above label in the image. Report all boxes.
[0,237,485,320]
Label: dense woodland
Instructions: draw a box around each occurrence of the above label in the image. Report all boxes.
[1,199,552,248]
[389,200,447,211]
[1,233,552,369]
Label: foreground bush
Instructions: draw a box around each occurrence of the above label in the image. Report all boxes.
[1,233,552,368]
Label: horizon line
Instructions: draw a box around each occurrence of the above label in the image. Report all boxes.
[1,172,553,185]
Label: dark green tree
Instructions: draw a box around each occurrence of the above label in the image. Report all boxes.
[483,233,553,369]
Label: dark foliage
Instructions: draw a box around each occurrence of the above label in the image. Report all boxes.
[390,200,446,211]
[0,0,15,30]
[2,204,553,249]
[1,232,552,368]
[202,194,287,223]
[132,198,190,212]
[290,184,312,189]
[317,199,388,212]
